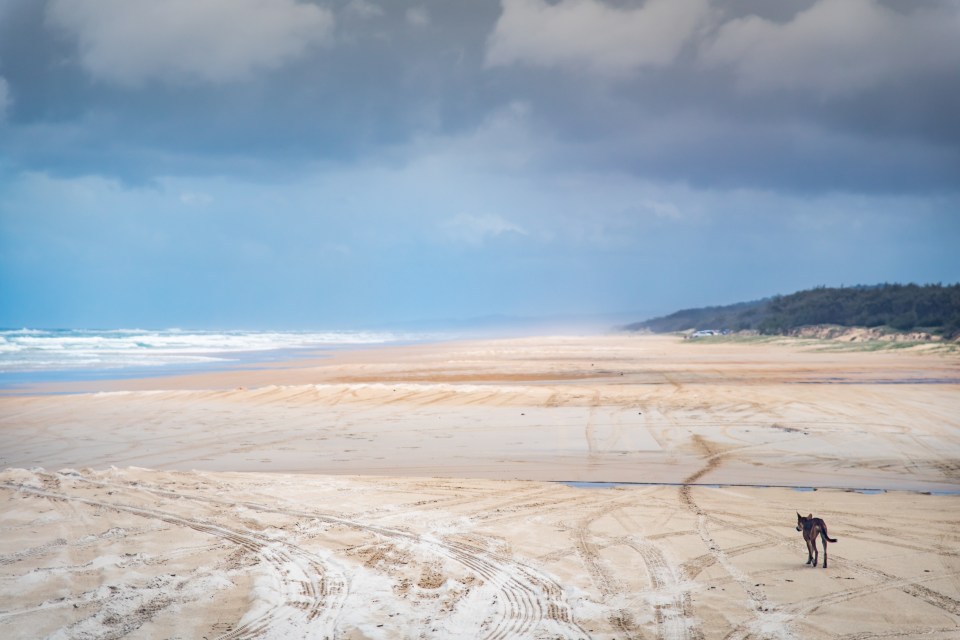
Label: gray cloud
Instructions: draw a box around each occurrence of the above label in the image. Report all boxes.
[406,6,430,27]
[46,0,335,85]
[344,0,384,20]
[486,0,712,74]
[701,0,960,96]
[0,0,956,195]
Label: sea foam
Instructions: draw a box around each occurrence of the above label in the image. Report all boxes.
[0,328,422,374]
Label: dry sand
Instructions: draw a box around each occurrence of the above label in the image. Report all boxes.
[1,334,959,638]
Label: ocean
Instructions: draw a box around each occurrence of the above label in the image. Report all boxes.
[0,328,429,385]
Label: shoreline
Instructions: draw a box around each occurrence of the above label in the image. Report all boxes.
[6,330,959,391]
[0,336,451,396]
[0,332,528,397]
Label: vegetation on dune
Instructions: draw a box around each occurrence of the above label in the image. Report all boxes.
[626,283,960,339]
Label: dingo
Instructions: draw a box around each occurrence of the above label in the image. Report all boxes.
[796,513,837,568]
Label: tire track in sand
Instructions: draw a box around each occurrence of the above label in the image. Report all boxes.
[625,536,704,640]
[570,498,649,639]
[604,503,703,640]
[678,436,794,640]
[1,480,348,640]
[69,473,591,640]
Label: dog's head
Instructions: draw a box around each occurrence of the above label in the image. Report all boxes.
[796,512,812,531]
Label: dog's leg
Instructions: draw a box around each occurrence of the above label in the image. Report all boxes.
[821,532,828,568]
[810,527,820,566]
[805,536,815,565]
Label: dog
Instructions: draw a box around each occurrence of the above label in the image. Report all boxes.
[796,513,837,568]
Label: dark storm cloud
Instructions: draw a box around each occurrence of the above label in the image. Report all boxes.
[0,0,506,181]
[482,0,960,192]
[0,0,957,192]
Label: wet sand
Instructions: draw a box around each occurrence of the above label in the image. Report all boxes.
[1,334,959,638]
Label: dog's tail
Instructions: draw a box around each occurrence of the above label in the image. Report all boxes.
[820,522,838,543]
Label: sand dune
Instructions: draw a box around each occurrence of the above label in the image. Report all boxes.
[1,334,958,638]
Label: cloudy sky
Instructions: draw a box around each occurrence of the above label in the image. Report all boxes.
[1,0,958,330]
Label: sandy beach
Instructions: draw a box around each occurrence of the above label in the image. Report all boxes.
[2,334,959,638]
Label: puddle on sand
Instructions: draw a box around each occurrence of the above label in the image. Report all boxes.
[561,481,628,489]
[556,482,960,495]
[792,377,960,385]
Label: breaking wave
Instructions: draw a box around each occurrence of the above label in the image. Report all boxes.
[0,328,421,373]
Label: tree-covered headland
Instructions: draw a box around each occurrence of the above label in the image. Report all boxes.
[626,284,960,339]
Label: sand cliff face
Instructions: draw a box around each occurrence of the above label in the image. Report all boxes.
[786,325,946,342]
[1,334,958,638]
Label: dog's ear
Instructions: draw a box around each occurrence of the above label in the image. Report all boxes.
[797,512,802,519]
[807,514,812,519]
